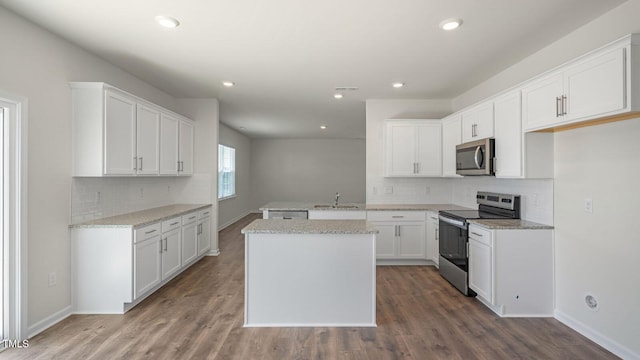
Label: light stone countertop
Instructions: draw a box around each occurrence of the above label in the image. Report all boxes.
[468,219,554,230]
[70,204,212,229]
[259,202,473,212]
[241,219,379,234]
[365,204,473,211]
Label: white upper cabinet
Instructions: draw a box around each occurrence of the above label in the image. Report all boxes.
[71,82,194,177]
[441,114,462,178]
[523,35,639,132]
[385,120,442,177]
[159,113,180,175]
[493,91,523,178]
[494,91,554,179]
[179,120,194,175]
[461,101,494,143]
[103,90,136,175]
[135,104,160,175]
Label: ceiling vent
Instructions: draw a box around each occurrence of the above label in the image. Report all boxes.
[335,87,359,92]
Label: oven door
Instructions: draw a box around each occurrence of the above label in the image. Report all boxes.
[438,216,468,271]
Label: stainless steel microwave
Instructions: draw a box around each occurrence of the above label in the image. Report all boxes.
[456,138,495,176]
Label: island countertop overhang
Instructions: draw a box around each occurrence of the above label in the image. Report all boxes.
[241,219,379,235]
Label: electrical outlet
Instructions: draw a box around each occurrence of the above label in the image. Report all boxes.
[167,185,171,193]
[48,272,57,287]
[584,198,593,213]
[372,186,377,195]
[139,187,144,198]
[95,191,101,204]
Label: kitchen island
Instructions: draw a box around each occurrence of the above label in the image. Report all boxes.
[241,219,378,327]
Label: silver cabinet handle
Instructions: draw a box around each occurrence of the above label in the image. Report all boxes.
[164,238,168,251]
[177,160,181,172]
[134,156,138,171]
[435,228,439,241]
[471,232,483,237]
[562,95,567,115]
[170,221,179,226]
[416,162,420,174]
[145,229,157,234]
[556,96,562,117]
[397,225,401,237]
[139,157,143,171]
[392,215,404,218]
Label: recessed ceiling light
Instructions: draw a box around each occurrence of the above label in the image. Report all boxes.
[320,125,327,129]
[223,81,235,87]
[239,126,246,130]
[334,93,343,99]
[392,82,404,88]
[440,18,462,31]
[155,15,180,29]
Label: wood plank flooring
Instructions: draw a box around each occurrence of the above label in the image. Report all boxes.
[1,213,618,359]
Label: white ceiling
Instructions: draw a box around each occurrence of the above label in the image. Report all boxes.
[0,0,626,138]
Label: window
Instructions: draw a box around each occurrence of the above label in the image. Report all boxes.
[218,144,236,199]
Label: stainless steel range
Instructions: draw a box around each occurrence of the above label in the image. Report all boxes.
[438,191,520,296]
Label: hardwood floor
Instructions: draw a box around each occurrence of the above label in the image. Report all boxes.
[2,213,617,359]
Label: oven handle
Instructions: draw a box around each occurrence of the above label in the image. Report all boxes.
[438,215,466,229]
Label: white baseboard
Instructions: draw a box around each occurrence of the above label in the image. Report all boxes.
[218,210,257,231]
[555,309,639,360]
[207,248,220,256]
[28,305,72,339]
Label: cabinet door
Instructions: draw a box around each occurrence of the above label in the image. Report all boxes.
[385,123,417,177]
[468,239,493,303]
[104,90,136,175]
[415,123,442,177]
[161,229,182,279]
[160,114,179,175]
[442,115,462,177]
[181,220,198,265]
[397,222,426,259]
[564,47,625,122]
[179,120,194,175]
[461,102,494,143]
[136,104,160,175]
[197,218,211,256]
[426,213,440,265]
[134,234,162,299]
[372,223,396,259]
[494,91,523,178]
[522,73,564,131]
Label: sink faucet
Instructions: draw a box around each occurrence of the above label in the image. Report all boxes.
[334,192,340,207]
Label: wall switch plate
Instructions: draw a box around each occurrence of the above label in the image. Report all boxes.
[48,272,57,287]
[584,198,593,213]
[372,186,378,195]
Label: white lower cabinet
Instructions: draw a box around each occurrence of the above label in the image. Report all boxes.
[468,224,553,317]
[72,205,212,314]
[426,212,440,266]
[308,210,366,220]
[197,208,212,255]
[367,211,427,261]
[181,212,199,265]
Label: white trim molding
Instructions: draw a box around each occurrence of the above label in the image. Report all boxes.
[0,90,29,342]
[217,210,256,231]
[555,310,640,360]
[27,306,71,339]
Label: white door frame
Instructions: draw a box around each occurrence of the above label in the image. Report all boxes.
[0,90,29,342]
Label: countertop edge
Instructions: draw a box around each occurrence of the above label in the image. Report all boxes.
[468,219,554,230]
[241,219,379,235]
[70,204,212,229]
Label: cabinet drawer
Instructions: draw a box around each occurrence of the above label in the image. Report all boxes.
[182,211,199,225]
[367,211,425,222]
[162,217,182,233]
[135,223,161,243]
[198,207,212,219]
[469,225,492,246]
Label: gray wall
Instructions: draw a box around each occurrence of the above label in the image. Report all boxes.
[218,123,253,229]
[251,138,366,209]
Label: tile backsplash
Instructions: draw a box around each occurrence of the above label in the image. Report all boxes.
[70,175,211,224]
